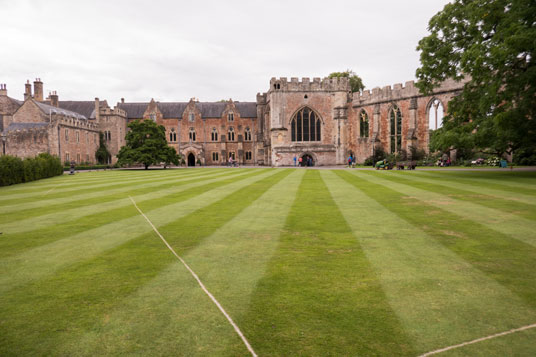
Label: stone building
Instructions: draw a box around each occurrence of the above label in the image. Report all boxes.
[0,79,127,164]
[0,76,464,166]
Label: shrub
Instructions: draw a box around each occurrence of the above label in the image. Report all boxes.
[0,153,62,186]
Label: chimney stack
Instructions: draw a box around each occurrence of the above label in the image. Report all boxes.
[95,97,100,121]
[24,80,32,100]
[121,98,124,103]
[50,91,59,107]
[33,78,43,102]
[0,84,6,96]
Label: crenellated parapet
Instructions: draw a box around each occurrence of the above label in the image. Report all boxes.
[352,78,465,106]
[53,115,99,131]
[270,77,350,92]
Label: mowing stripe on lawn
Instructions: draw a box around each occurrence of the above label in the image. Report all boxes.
[397,171,536,206]
[64,169,304,356]
[130,196,257,357]
[325,170,536,353]
[0,169,206,201]
[0,169,279,294]
[0,169,214,206]
[355,171,536,248]
[239,170,415,356]
[419,322,536,356]
[0,170,261,259]
[372,172,536,222]
[414,171,536,192]
[0,169,240,224]
[0,169,248,235]
[0,169,291,356]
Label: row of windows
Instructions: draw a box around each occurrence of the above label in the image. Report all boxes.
[188,112,236,122]
[176,127,253,142]
[210,151,252,161]
[65,129,98,144]
[64,152,91,163]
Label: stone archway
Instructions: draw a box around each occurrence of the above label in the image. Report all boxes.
[300,153,316,167]
[187,153,196,167]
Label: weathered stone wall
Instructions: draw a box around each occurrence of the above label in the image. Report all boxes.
[264,77,350,166]
[98,102,128,164]
[53,117,100,164]
[5,128,49,158]
[348,79,464,163]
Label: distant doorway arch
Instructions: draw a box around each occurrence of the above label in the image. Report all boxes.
[188,153,196,166]
[300,153,315,167]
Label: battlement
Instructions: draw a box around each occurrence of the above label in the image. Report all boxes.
[256,92,267,104]
[54,115,99,130]
[269,76,349,92]
[352,78,465,105]
[104,106,127,117]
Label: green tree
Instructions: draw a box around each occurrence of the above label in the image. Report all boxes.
[117,119,180,169]
[95,132,111,164]
[328,70,365,92]
[416,0,535,158]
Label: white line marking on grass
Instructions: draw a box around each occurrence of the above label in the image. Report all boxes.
[419,323,536,356]
[129,196,257,357]
[42,185,59,196]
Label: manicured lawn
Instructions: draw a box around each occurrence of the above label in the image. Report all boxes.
[0,168,535,356]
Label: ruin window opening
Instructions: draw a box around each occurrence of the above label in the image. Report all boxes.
[428,98,444,130]
[389,105,402,153]
[360,110,369,138]
[290,107,321,142]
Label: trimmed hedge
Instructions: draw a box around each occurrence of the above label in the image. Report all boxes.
[0,153,63,186]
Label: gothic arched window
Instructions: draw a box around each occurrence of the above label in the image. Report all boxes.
[244,127,251,141]
[290,107,321,142]
[189,128,196,142]
[169,128,176,142]
[360,110,369,138]
[389,105,402,153]
[228,127,235,141]
[428,98,444,130]
[211,128,218,141]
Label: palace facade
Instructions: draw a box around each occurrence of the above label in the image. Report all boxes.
[0,77,463,166]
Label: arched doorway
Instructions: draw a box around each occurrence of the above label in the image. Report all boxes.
[187,153,196,167]
[301,154,315,167]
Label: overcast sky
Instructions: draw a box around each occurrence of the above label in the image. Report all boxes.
[1,0,451,104]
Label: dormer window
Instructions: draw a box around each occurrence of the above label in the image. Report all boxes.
[189,113,195,122]
[228,112,234,122]
[150,114,156,122]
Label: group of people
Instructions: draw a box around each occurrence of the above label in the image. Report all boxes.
[293,156,314,167]
[347,155,356,168]
[436,157,451,167]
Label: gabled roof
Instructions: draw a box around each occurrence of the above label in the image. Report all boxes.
[58,101,96,119]
[118,101,257,119]
[117,102,148,119]
[35,101,87,120]
[0,95,22,115]
[234,102,257,118]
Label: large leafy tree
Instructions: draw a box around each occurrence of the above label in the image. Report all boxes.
[117,119,180,169]
[328,70,365,92]
[416,0,535,157]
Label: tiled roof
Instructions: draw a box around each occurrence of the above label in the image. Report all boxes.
[118,102,148,119]
[58,101,96,119]
[35,101,87,120]
[119,101,257,119]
